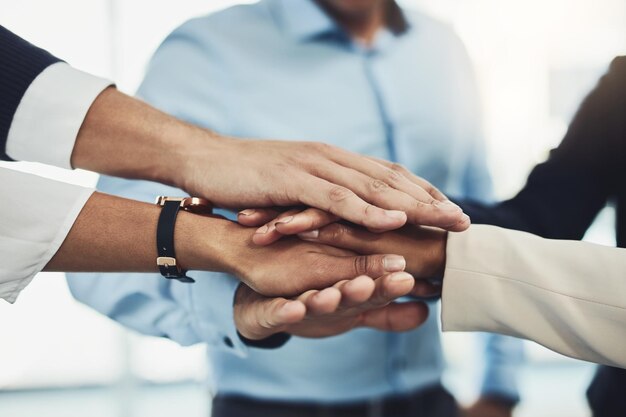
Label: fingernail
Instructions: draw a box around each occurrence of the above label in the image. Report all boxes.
[298,230,319,239]
[382,255,406,271]
[239,209,256,216]
[390,272,413,282]
[277,216,294,224]
[384,210,407,220]
[435,200,462,212]
[255,225,269,234]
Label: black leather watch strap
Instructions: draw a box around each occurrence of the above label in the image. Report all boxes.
[156,199,195,283]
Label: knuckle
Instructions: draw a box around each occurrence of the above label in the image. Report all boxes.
[353,255,371,275]
[328,186,355,203]
[384,168,404,185]
[309,141,333,154]
[407,200,430,222]
[369,179,390,193]
[390,162,408,174]
[362,203,376,218]
[422,181,437,196]
[414,197,435,209]
[328,224,347,242]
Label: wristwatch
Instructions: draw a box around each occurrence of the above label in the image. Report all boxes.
[155,196,213,283]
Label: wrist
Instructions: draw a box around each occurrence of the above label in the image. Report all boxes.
[432,231,447,278]
[413,228,447,278]
[165,127,233,196]
[174,212,243,273]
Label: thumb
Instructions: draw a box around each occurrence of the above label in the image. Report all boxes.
[295,252,407,292]
[313,253,407,287]
[235,285,306,340]
[347,253,407,278]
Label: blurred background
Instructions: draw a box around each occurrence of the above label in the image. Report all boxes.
[0,0,624,416]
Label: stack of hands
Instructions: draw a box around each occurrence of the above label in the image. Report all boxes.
[183,144,508,416]
[232,206,453,341]
[170,140,468,344]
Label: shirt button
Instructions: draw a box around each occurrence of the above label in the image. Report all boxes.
[223,336,234,348]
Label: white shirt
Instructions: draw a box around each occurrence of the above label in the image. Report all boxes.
[442,225,626,368]
[0,63,110,303]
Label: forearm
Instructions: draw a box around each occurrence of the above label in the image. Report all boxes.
[70,87,227,190]
[45,191,234,273]
[441,225,626,368]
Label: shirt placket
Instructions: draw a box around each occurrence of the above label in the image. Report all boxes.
[354,39,409,393]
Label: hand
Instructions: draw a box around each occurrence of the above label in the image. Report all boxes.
[299,222,448,277]
[177,136,469,232]
[236,208,447,278]
[294,222,448,297]
[72,89,467,232]
[237,206,462,250]
[178,216,411,297]
[234,272,429,340]
[236,210,448,296]
[462,398,514,417]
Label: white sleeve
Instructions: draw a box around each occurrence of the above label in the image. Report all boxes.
[5,62,112,169]
[441,224,626,368]
[0,167,94,303]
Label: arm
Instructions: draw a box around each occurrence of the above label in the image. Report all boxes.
[442,225,626,368]
[0,25,465,302]
[1,25,468,233]
[0,168,93,303]
[300,222,626,368]
[47,189,406,297]
[66,175,418,356]
[461,57,626,239]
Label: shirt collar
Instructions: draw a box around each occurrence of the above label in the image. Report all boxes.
[275,0,410,43]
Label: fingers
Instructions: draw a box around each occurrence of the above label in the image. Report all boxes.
[365,156,450,202]
[301,223,448,279]
[245,207,338,246]
[298,176,408,232]
[251,209,303,245]
[331,252,407,284]
[323,151,469,230]
[299,222,379,255]
[235,285,307,340]
[370,272,415,305]
[237,208,282,227]
[333,276,376,307]
[274,208,339,237]
[360,302,429,332]
[313,162,468,231]
[299,248,407,291]
[296,287,342,315]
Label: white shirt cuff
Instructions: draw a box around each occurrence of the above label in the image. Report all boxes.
[6,62,113,169]
[0,167,94,303]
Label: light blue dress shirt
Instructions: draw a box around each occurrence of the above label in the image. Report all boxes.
[68,0,523,403]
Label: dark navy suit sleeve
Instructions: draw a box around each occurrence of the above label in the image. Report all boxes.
[0,25,62,161]
[459,56,626,241]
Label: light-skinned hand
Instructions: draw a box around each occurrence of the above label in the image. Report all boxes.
[234,272,429,340]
